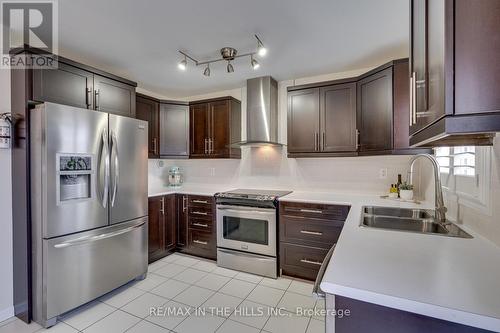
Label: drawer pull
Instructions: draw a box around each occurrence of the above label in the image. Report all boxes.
[300,230,323,236]
[192,211,208,216]
[192,200,209,204]
[192,222,209,228]
[300,259,323,266]
[193,239,208,245]
[299,209,323,214]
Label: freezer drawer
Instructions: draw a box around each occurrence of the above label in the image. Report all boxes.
[38,218,147,323]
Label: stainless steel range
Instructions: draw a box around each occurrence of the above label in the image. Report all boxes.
[215,189,292,278]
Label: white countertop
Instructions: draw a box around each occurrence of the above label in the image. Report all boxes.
[279,191,500,332]
[148,183,234,197]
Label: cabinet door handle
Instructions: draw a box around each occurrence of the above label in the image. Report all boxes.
[94,89,100,110]
[86,88,92,108]
[411,72,417,125]
[300,230,323,236]
[193,239,208,245]
[300,209,323,214]
[160,197,165,215]
[322,132,326,150]
[192,211,208,216]
[209,138,213,154]
[409,74,414,126]
[192,199,208,204]
[204,138,208,154]
[182,196,187,212]
[314,133,318,151]
[300,259,322,266]
[152,138,158,155]
[192,222,209,228]
[355,129,360,150]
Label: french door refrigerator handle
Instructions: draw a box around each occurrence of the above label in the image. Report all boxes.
[110,131,119,207]
[100,129,110,208]
[312,243,336,300]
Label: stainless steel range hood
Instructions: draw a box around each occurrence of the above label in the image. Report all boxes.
[234,76,283,147]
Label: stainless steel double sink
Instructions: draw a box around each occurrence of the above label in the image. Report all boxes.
[361,206,472,239]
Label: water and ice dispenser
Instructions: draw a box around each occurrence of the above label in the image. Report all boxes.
[57,154,93,202]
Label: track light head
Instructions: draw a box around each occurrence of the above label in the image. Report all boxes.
[251,56,260,70]
[255,35,267,57]
[178,56,187,70]
[203,64,210,77]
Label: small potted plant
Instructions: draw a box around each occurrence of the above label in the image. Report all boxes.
[399,182,414,200]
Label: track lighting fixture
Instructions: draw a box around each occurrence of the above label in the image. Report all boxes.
[177,35,267,75]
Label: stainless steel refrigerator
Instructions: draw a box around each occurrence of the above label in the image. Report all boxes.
[30,102,148,327]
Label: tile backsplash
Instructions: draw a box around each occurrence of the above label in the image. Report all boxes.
[149,147,422,195]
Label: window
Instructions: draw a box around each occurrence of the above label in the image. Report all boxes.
[435,146,491,215]
[435,146,475,176]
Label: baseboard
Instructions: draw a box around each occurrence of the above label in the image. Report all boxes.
[0,306,14,323]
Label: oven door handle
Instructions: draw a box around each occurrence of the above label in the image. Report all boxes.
[312,243,336,300]
[218,207,274,215]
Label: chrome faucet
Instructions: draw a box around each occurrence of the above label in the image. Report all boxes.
[407,154,447,223]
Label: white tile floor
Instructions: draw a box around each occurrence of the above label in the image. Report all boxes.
[0,253,326,333]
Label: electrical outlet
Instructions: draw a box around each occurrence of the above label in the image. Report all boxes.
[210,167,216,177]
[379,168,388,179]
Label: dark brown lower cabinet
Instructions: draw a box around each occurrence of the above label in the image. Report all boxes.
[164,195,176,251]
[176,194,188,251]
[175,194,216,260]
[279,201,350,281]
[334,295,494,333]
[148,194,176,263]
[148,196,164,261]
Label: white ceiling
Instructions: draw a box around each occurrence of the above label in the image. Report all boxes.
[58,0,409,99]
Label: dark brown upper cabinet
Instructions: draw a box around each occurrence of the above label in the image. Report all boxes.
[160,103,189,158]
[321,83,357,152]
[288,85,357,157]
[287,59,431,158]
[189,97,241,159]
[32,62,94,110]
[409,0,500,147]
[189,103,210,157]
[357,59,431,155]
[93,74,136,117]
[287,88,320,154]
[136,94,159,158]
[30,53,137,117]
[357,68,393,152]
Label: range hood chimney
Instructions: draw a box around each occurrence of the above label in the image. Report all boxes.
[235,76,282,147]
